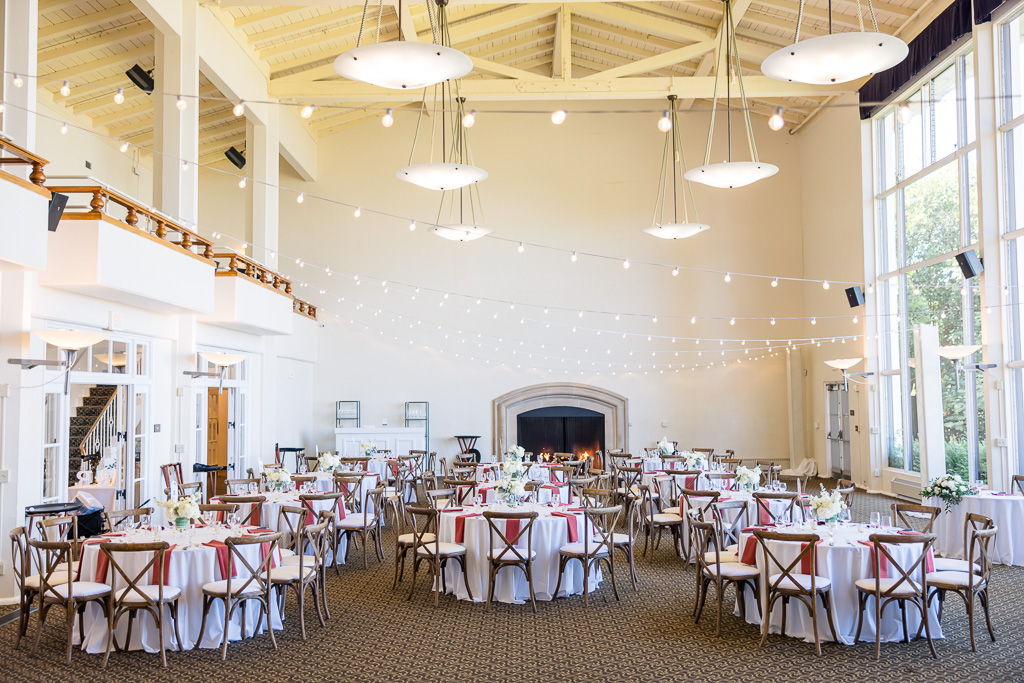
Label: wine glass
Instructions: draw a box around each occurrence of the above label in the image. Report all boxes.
[228,513,240,530]
[839,508,851,528]
[140,513,151,530]
[826,519,838,546]
[870,511,881,528]
[882,514,893,531]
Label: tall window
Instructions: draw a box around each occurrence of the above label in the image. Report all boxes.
[874,50,986,482]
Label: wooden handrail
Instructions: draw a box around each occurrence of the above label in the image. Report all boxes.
[293,297,317,320]
[212,251,292,295]
[79,389,119,459]
[0,137,48,186]
[45,185,214,261]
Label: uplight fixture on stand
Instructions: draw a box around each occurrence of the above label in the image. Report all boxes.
[935,345,994,389]
[685,0,778,189]
[642,95,710,240]
[333,0,472,90]
[184,352,246,393]
[761,0,908,85]
[8,329,108,394]
[824,357,873,390]
[398,40,488,192]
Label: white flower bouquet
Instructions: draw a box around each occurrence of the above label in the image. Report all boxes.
[496,476,528,506]
[265,468,290,491]
[360,441,378,457]
[657,437,675,456]
[921,473,978,512]
[158,494,200,525]
[808,484,847,522]
[505,445,526,460]
[318,452,341,471]
[735,465,762,490]
[678,451,707,470]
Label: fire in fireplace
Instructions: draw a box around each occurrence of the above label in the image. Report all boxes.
[516,406,604,462]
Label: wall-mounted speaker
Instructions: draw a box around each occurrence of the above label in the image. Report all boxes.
[47,192,68,232]
[845,285,865,308]
[956,249,984,279]
[225,146,246,170]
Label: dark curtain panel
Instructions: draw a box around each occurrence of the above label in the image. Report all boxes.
[565,416,605,455]
[976,0,1008,24]
[517,416,565,457]
[859,0,974,119]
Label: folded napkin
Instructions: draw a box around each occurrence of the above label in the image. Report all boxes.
[505,518,522,542]
[800,540,823,574]
[441,507,464,513]
[76,538,112,582]
[151,545,177,585]
[100,532,126,537]
[740,539,758,566]
[203,540,236,579]
[247,528,276,534]
[857,540,890,578]
[993,492,1014,496]
[455,513,482,543]
[551,511,580,543]
[684,475,698,490]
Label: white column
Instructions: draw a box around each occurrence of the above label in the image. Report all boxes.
[914,324,945,482]
[152,0,199,225]
[245,113,279,270]
[974,22,1012,490]
[0,0,38,152]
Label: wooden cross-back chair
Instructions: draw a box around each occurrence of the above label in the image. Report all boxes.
[225,478,259,495]
[443,478,477,506]
[482,510,539,613]
[690,517,760,636]
[104,507,153,533]
[678,489,721,564]
[636,484,682,558]
[406,505,473,607]
[159,463,184,490]
[218,495,265,527]
[552,505,622,608]
[924,523,997,652]
[892,503,941,533]
[752,492,800,525]
[1011,475,1024,496]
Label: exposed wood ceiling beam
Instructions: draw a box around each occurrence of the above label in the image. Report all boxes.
[259,13,370,60]
[72,90,148,116]
[573,4,713,44]
[584,39,715,80]
[39,6,141,41]
[248,7,363,45]
[271,75,853,101]
[234,7,306,29]
[90,101,152,127]
[472,56,550,81]
[38,22,153,64]
[43,45,153,82]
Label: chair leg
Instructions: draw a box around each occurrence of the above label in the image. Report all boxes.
[220,598,231,660]
[874,596,882,661]
[899,598,909,643]
[552,556,566,600]
[297,583,307,641]
[64,603,75,665]
[407,556,420,601]
[526,562,537,614]
[628,545,638,590]
[811,597,822,657]
[922,594,937,659]
[780,596,789,642]
[171,602,184,654]
[583,558,590,609]
[854,592,866,643]
[758,595,773,648]
[695,577,709,623]
[485,563,497,613]
[320,565,331,620]
[195,596,211,650]
[821,592,840,645]
[980,589,996,642]
[966,590,977,653]
[157,605,167,668]
[459,555,474,601]
[103,600,115,668]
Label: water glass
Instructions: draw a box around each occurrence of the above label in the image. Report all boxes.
[882,514,893,530]
[140,513,151,529]
[870,511,881,528]
[839,509,851,527]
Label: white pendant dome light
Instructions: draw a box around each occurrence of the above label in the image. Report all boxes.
[761,0,907,85]
[432,224,493,241]
[684,0,778,189]
[333,0,472,90]
[642,95,710,240]
[430,107,493,240]
[397,162,488,191]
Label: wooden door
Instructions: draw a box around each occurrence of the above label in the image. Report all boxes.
[207,388,229,497]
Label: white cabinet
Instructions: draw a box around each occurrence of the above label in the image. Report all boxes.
[335,427,425,457]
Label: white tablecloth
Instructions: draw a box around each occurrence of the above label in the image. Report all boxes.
[930,492,1024,565]
[736,525,943,646]
[437,503,602,604]
[76,527,284,653]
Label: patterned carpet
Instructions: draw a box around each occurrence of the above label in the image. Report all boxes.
[4,482,1024,682]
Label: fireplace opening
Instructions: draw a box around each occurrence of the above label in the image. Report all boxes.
[516,406,605,462]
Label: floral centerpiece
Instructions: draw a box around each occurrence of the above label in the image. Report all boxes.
[808,484,847,522]
[264,468,289,491]
[496,445,528,506]
[735,465,761,491]
[318,452,341,472]
[657,437,675,456]
[158,494,200,530]
[922,473,978,512]
[678,451,707,471]
[360,441,378,458]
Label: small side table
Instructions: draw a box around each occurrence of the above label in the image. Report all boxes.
[454,435,481,455]
[277,446,305,471]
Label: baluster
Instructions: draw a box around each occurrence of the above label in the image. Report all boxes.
[90,190,105,213]
[155,221,168,239]
[29,161,46,186]
[203,243,213,259]
[285,282,292,294]
[273,275,281,290]
[228,254,239,271]
[245,262,256,278]
[125,206,139,227]
[181,233,193,250]
[308,305,316,318]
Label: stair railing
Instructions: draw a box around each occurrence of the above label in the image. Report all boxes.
[79,389,119,459]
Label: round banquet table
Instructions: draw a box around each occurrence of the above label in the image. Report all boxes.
[929,491,1024,565]
[437,503,602,604]
[75,526,284,653]
[664,487,799,557]
[735,524,943,646]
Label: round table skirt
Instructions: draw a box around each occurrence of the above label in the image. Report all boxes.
[437,506,602,604]
[736,527,943,646]
[929,493,1024,566]
[76,527,284,653]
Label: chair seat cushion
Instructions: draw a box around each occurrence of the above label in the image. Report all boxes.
[52,581,111,599]
[611,532,632,545]
[281,555,317,568]
[265,565,316,583]
[647,512,682,525]
[24,573,70,590]
[279,548,296,558]
[202,579,264,596]
[725,543,739,554]
[488,548,537,561]
[337,517,375,529]
[931,557,982,574]
[415,542,466,557]
[397,532,435,546]
[926,571,984,589]
[703,550,740,564]
[768,572,832,592]
[116,585,182,603]
[703,562,760,580]
[560,541,609,556]
[854,577,922,596]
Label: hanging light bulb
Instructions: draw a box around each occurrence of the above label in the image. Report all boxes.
[60,122,68,135]
[181,160,189,171]
[691,316,696,324]
[462,109,476,128]
[112,87,125,104]
[657,111,672,133]
[897,102,913,125]
[811,317,817,325]
[672,267,680,276]
[238,177,247,189]
[409,220,417,231]
[771,317,777,325]
[381,108,394,127]
[517,242,525,254]
[551,109,567,125]
[233,100,246,117]
[853,315,859,324]
[771,277,779,287]
[353,207,362,218]
[12,74,23,88]
[176,95,187,111]
[768,107,785,131]
[296,192,305,204]
[300,104,315,119]
[119,141,129,153]
[623,259,630,269]
[822,280,830,290]
[730,317,736,325]
[59,80,71,97]
[570,251,578,262]
[724,273,732,283]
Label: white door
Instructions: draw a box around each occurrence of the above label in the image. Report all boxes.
[826,383,851,479]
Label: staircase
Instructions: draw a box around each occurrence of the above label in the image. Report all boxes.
[69,385,118,476]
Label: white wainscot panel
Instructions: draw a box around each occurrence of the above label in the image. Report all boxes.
[0,173,49,270]
[40,217,214,314]
[335,428,425,456]
[199,274,294,336]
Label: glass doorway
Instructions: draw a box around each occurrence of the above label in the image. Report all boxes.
[826,382,851,479]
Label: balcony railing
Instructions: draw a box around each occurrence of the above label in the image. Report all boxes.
[0,137,48,186]
[45,182,214,262]
[293,297,317,320]
[212,251,293,295]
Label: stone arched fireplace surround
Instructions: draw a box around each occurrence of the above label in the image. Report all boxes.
[492,383,628,456]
